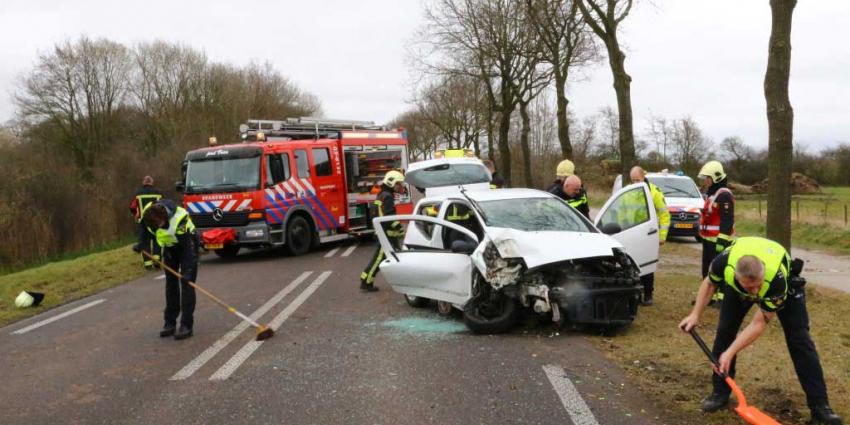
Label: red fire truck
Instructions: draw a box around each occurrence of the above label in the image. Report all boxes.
[178,118,413,257]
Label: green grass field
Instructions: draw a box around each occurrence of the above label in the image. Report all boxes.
[0,245,148,327]
[588,243,850,424]
[736,187,850,228]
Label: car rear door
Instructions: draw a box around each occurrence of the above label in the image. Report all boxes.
[373,215,477,305]
[594,183,660,276]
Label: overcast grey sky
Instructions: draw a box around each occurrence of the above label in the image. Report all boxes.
[1,1,848,151]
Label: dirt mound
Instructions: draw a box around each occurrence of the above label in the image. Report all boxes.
[728,182,753,194]
[750,172,821,194]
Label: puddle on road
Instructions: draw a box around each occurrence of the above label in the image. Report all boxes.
[380,317,467,338]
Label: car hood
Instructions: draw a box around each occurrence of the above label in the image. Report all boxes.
[480,227,623,269]
[666,197,703,212]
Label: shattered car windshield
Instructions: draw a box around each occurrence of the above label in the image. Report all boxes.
[477,198,594,232]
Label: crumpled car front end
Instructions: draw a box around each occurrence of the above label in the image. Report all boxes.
[471,229,642,328]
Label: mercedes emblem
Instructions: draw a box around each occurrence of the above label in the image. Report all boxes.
[212,208,224,222]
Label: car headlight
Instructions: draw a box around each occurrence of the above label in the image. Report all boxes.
[245,229,265,238]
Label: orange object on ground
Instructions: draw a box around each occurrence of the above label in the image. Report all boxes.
[689,329,783,425]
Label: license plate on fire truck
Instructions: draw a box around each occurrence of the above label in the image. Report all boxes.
[205,243,224,250]
[673,223,694,229]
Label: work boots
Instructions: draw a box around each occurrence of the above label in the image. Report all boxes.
[174,325,193,340]
[360,280,379,292]
[641,294,654,306]
[701,392,730,412]
[159,323,176,338]
[810,403,843,425]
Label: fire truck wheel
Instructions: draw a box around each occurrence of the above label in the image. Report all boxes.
[285,215,312,256]
[214,245,240,258]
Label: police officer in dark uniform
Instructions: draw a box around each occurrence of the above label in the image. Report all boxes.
[679,236,842,424]
[360,171,406,292]
[559,175,590,219]
[130,176,163,268]
[135,199,199,340]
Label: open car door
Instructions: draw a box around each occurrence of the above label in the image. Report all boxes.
[594,183,660,276]
[373,215,479,306]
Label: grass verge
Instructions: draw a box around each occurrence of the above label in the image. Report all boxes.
[0,244,148,327]
[736,219,850,256]
[586,244,850,424]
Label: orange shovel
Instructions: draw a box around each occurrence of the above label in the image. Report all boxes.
[690,329,782,425]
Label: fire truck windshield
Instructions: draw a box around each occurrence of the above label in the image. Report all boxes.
[185,157,261,194]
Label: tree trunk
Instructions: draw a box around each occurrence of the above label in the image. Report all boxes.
[519,101,533,187]
[486,110,495,162]
[498,108,513,187]
[765,0,796,250]
[554,72,573,159]
[607,36,636,181]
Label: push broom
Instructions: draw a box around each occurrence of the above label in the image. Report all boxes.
[142,251,275,341]
[689,329,781,425]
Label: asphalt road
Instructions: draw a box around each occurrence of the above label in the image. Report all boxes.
[0,241,662,425]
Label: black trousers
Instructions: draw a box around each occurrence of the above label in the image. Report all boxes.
[701,239,719,278]
[163,246,197,328]
[640,273,654,298]
[360,236,401,285]
[710,286,829,407]
[137,223,161,266]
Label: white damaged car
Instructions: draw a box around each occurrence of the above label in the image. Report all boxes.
[373,185,661,334]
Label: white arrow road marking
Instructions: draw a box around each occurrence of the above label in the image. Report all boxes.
[341,244,359,257]
[209,271,332,381]
[170,271,313,380]
[324,247,340,258]
[11,299,106,335]
[542,365,600,425]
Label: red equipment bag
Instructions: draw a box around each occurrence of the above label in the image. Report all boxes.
[202,228,236,250]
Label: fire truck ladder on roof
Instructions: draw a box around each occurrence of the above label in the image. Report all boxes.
[239,117,386,141]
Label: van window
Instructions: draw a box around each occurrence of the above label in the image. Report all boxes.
[312,148,332,176]
[294,149,310,178]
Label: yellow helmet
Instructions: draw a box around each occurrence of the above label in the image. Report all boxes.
[556,159,575,178]
[383,170,405,187]
[698,160,726,183]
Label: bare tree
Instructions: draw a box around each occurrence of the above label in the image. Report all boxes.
[16,37,132,172]
[595,106,619,158]
[575,0,636,178]
[419,0,539,186]
[526,0,597,159]
[645,115,672,166]
[765,0,796,250]
[670,116,712,176]
[389,109,440,161]
[416,74,486,154]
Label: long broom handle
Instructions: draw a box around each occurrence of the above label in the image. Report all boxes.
[141,251,263,329]
[689,329,749,406]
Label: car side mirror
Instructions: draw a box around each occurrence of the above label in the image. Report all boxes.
[599,222,622,235]
[175,181,185,193]
[451,238,477,254]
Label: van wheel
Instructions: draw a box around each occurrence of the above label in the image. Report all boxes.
[214,245,240,258]
[463,293,516,334]
[285,216,312,256]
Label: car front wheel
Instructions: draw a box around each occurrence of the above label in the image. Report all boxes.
[463,292,516,334]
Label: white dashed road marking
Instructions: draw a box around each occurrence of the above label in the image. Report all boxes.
[209,271,332,381]
[324,247,340,258]
[543,364,600,425]
[11,299,106,335]
[170,272,314,380]
[341,244,359,257]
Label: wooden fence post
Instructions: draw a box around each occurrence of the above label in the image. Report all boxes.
[758,199,762,218]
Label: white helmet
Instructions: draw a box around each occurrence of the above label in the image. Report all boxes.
[15,291,34,308]
[383,170,405,187]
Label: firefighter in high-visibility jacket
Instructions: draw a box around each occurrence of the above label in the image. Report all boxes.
[360,171,406,292]
[630,166,670,305]
[679,237,842,424]
[129,176,163,268]
[134,199,199,340]
[698,161,735,303]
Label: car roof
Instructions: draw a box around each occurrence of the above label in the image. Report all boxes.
[407,157,485,172]
[645,173,693,180]
[419,188,551,204]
